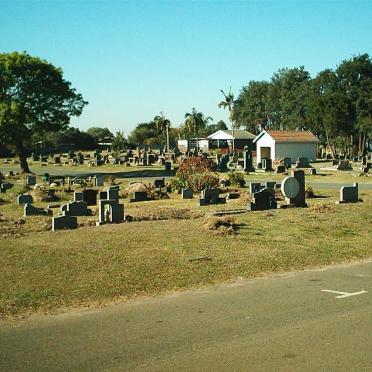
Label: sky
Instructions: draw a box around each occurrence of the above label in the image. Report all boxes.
[1,0,371,135]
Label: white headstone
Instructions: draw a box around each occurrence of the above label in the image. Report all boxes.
[281,177,299,198]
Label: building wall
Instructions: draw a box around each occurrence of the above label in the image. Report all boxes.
[275,142,317,162]
[256,134,275,163]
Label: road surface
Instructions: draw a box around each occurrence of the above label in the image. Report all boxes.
[1,260,371,371]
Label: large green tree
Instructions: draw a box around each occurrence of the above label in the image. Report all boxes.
[0,52,87,172]
[86,127,114,142]
[336,54,372,154]
[307,69,352,157]
[233,81,269,132]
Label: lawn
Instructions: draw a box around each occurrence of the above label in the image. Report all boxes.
[0,178,371,320]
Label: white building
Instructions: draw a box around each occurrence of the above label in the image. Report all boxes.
[207,130,256,151]
[253,130,320,163]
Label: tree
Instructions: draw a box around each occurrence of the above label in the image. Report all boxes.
[307,69,352,157]
[184,108,212,152]
[0,52,87,172]
[128,122,158,147]
[269,67,311,130]
[153,112,171,153]
[86,127,114,142]
[112,131,128,152]
[233,81,269,132]
[218,88,236,151]
[336,54,372,155]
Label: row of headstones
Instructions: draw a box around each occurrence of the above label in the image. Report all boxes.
[25,173,105,188]
[215,150,254,172]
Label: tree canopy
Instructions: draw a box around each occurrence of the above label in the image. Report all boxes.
[0,52,87,172]
[233,54,372,155]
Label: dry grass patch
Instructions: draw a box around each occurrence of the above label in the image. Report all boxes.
[204,216,238,235]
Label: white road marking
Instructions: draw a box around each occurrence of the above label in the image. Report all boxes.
[321,289,368,299]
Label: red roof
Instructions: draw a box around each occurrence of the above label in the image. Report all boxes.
[266,130,320,143]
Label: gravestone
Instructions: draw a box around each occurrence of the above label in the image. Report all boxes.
[227,192,240,200]
[265,181,276,190]
[52,213,77,231]
[281,176,300,199]
[276,165,286,173]
[295,157,310,168]
[282,170,307,207]
[42,173,50,182]
[17,194,33,205]
[95,175,104,187]
[242,149,254,172]
[61,201,92,216]
[130,191,149,202]
[261,158,273,171]
[283,158,292,169]
[74,191,84,202]
[164,162,172,172]
[250,182,262,194]
[0,181,12,193]
[337,183,359,204]
[154,178,165,188]
[336,161,352,170]
[24,203,51,217]
[199,188,226,206]
[219,155,229,171]
[83,189,99,206]
[97,199,124,224]
[247,188,277,211]
[181,188,193,199]
[26,175,36,186]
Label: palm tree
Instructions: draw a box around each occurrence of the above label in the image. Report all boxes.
[153,112,171,153]
[184,108,212,152]
[218,87,235,151]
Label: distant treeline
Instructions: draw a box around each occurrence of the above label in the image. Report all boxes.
[233,54,372,156]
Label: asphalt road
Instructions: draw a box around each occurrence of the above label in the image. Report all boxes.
[1,260,371,371]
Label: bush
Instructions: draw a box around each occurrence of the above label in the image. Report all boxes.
[172,157,219,193]
[176,157,217,181]
[188,172,219,192]
[227,171,246,187]
[168,176,189,193]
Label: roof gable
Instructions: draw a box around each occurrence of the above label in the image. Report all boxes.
[254,130,320,143]
[207,129,255,140]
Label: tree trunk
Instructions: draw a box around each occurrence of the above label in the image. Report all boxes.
[325,132,336,159]
[166,127,170,153]
[15,140,31,173]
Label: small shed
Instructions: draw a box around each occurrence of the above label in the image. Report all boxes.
[253,130,320,163]
[207,130,256,152]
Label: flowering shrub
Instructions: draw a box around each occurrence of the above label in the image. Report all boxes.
[171,157,219,193]
[176,157,217,181]
[188,172,219,192]
[227,171,246,187]
[168,177,189,193]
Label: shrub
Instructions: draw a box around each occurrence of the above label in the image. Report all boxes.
[172,157,219,193]
[176,157,217,181]
[168,176,189,193]
[188,172,219,192]
[227,171,246,187]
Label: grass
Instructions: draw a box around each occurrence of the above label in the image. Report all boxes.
[0,181,371,320]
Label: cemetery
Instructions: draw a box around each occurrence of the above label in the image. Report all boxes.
[0,149,371,320]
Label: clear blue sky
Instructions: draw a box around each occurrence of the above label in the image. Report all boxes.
[1,0,371,134]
